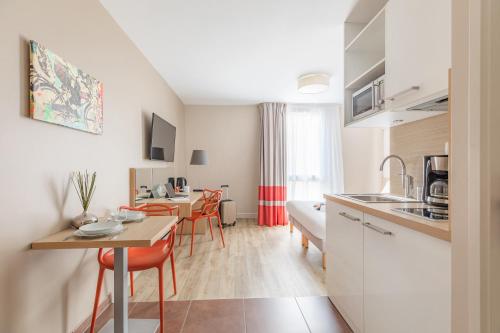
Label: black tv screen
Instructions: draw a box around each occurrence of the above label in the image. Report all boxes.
[150,113,176,162]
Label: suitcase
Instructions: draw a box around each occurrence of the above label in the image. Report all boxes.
[219,185,237,227]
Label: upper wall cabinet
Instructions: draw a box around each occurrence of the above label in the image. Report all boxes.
[343,0,388,127]
[384,0,451,110]
[343,0,451,128]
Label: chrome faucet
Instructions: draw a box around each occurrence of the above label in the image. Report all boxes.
[379,154,414,198]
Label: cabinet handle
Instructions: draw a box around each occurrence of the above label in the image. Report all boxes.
[385,86,420,101]
[363,222,393,236]
[339,212,360,222]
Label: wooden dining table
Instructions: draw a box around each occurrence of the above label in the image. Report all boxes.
[135,191,208,235]
[134,191,203,219]
[31,215,178,333]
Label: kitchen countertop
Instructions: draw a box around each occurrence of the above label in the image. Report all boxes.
[324,194,451,242]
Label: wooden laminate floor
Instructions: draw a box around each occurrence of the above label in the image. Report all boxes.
[87,296,351,333]
[130,219,326,302]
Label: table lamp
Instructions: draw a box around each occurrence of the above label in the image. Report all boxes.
[190,150,208,165]
[190,150,208,191]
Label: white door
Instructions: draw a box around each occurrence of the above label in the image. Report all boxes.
[326,201,364,332]
[363,214,451,333]
[385,0,451,108]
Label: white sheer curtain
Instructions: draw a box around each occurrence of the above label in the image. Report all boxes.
[287,104,344,201]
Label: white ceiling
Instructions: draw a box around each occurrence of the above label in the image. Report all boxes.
[100,0,354,105]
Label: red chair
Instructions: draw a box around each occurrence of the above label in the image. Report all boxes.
[178,189,225,256]
[122,203,179,217]
[119,204,179,296]
[90,204,178,333]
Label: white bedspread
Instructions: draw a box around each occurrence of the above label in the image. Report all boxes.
[286,201,326,240]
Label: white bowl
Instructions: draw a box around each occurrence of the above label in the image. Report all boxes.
[124,211,146,222]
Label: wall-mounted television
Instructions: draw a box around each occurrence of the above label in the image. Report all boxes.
[150,113,176,162]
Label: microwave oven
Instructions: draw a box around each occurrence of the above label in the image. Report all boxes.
[351,76,385,121]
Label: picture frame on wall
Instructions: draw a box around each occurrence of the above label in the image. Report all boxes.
[29,40,103,134]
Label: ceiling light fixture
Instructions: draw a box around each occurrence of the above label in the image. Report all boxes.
[297,73,331,94]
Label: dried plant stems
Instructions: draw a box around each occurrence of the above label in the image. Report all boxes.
[72,170,97,212]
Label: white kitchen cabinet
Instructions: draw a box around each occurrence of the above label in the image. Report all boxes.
[384,0,451,109]
[363,214,451,333]
[326,201,364,332]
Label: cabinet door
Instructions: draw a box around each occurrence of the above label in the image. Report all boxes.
[363,214,451,333]
[385,0,451,108]
[326,201,364,332]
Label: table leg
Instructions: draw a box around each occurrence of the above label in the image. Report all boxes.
[98,248,159,333]
[114,248,128,333]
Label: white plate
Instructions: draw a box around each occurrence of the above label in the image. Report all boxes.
[74,224,124,238]
[111,211,146,223]
[79,221,122,235]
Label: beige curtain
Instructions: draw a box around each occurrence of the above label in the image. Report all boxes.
[258,102,288,226]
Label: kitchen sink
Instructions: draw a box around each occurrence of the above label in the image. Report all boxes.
[339,193,420,203]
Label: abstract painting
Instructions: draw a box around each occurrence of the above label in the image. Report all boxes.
[29,40,103,134]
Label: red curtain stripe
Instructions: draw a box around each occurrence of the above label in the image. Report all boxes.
[257,185,288,226]
[258,205,288,227]
[257,185,287,201]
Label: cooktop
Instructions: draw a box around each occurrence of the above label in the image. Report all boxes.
[392,207,448,222]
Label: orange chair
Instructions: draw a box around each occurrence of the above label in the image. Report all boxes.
[119,204,179,296]
[122,203,179,216]
[178,189,225,256]
[90,204,178,333]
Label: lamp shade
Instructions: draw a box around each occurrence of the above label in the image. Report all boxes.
[190,150,208,165]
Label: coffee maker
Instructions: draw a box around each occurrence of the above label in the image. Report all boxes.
[176,177,187,190]
[422,155,448,207]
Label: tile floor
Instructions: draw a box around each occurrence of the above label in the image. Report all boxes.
[86,296,351,333]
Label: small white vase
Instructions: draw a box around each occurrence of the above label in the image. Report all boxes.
[72,211,98,229]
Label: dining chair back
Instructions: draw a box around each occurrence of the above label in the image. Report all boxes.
[178,189,225,256]
[202,188,222,204]
[120,203,179,216]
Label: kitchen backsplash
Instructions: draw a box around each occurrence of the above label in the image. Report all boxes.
[390,114,449,197]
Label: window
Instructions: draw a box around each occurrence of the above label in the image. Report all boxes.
[287,104,344,201]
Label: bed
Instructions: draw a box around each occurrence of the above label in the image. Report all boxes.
[286,201,326,269]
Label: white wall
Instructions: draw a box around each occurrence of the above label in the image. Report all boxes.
[185,105,260,218]
[342,125,385,194]
[0,1,186,332]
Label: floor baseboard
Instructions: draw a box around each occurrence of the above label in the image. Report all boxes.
[237,213,257,219]
[72,293,112,333]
